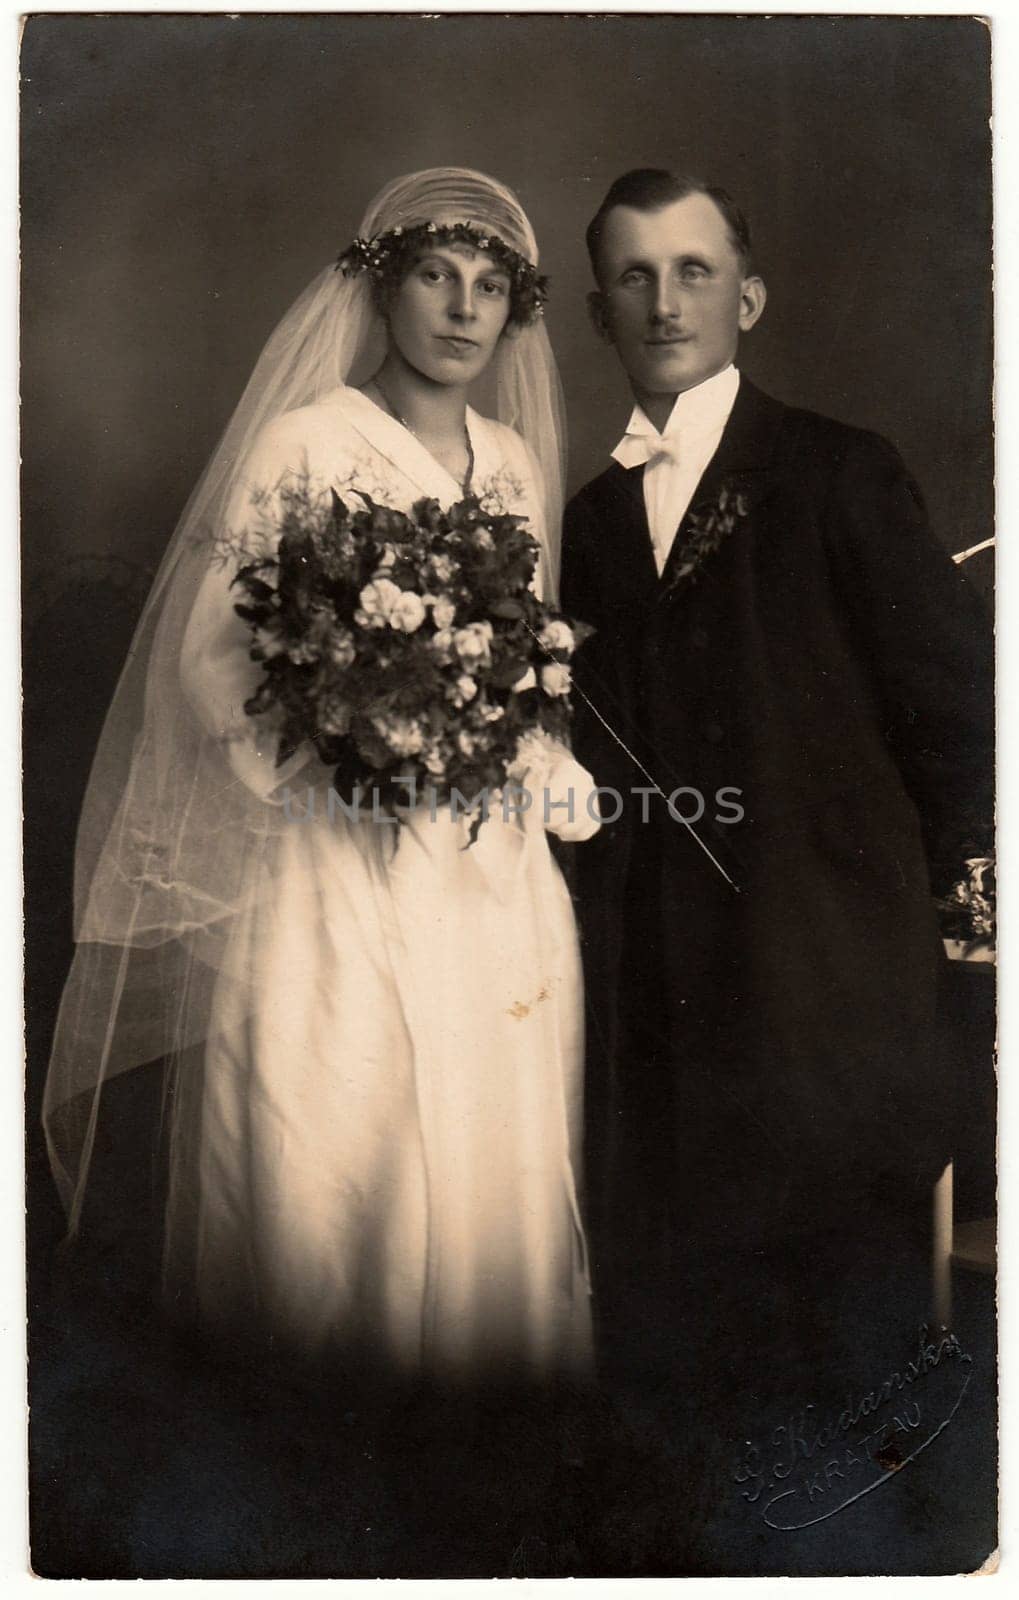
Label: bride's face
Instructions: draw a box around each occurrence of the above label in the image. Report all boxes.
[386,239,514,387]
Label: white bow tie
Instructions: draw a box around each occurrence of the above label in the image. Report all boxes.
[613,428,684,470]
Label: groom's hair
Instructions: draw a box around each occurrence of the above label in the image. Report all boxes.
[585,169,752,282]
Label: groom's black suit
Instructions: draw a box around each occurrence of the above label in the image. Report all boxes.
[561,377,993,1380]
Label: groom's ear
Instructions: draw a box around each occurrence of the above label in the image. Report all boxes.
[738,275,767,333]
[587,290,613,344]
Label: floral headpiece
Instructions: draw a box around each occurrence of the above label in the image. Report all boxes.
[336,220,549,325]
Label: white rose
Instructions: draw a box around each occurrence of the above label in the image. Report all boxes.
[373,715,425,757]
[431,628,455,663]
[389,591,427,633]
[457,729,478,757]
[451,674,477,705]
[357,577,402,627]
[539,620,576,654]
[541,662,572,697]
[431,594,457,631]
[454,621,494,670]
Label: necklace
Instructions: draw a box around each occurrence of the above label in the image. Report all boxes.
[368,379,475,493]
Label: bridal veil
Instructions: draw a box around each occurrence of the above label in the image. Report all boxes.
[43,167,568,1235]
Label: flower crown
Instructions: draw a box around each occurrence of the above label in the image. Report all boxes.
[336,220,549,325]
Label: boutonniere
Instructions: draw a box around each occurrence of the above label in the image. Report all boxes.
[665,476,752,593]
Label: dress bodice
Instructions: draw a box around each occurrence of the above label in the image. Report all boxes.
[226,385,542,538]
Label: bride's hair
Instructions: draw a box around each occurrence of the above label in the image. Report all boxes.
[339,221,549,329]
[43,166,567,1240]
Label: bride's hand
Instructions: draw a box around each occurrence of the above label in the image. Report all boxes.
[542,754,602,843]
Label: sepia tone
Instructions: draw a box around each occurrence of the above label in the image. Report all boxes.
[22,13,995,1578]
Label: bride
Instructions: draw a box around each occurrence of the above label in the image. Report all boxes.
[44,168,599,1389]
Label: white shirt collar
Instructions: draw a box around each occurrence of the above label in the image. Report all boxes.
[611,364,740,468]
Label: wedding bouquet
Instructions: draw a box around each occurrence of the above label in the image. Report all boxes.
[229,481,589,823]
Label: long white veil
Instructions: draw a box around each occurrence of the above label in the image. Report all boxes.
[43,167,568,1235]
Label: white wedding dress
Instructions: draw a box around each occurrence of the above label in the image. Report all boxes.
[168,387,592,1385]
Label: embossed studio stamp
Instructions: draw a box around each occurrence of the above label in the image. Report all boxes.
[732,1326,973,1531]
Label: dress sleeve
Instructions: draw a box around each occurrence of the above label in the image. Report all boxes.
[179,417,318,804]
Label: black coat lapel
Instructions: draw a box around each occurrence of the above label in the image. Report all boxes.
[601,459,660,608]
[658,378,787,592]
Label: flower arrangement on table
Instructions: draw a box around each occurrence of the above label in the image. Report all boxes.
[938,855,996,962]
[228,481,588,830]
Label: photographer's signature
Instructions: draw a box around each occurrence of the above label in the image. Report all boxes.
[732,1325,972,1530]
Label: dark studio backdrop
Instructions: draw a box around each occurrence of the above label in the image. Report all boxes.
[21,12,995,1580]
[22,5,994,1088]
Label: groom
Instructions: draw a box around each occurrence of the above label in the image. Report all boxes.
[560,170,994,1394]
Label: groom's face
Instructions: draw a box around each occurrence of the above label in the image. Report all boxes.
[590,194,765,399]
